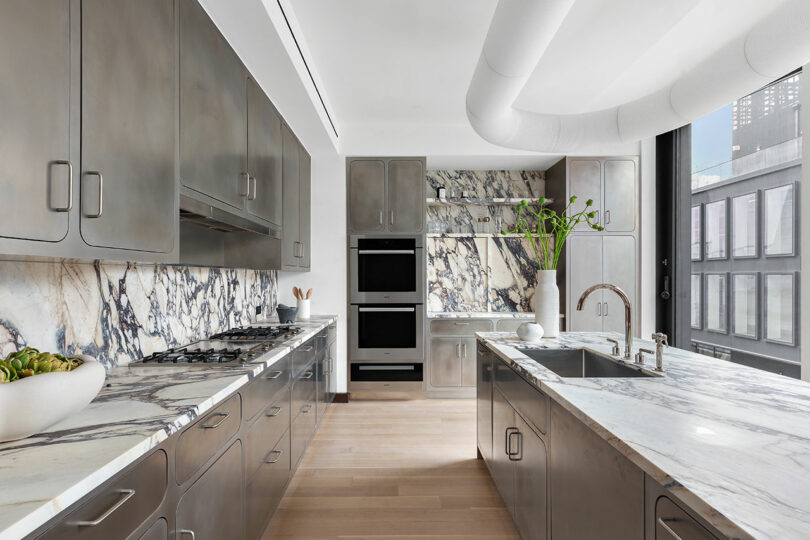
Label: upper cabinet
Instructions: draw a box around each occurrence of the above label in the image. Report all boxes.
[0,1,72,243]
[348,157,425,234]
[246,77,283,228]
[81,0,176,253]
[566,157,637,233]
[279,125,311,271]
[179,0,247,210]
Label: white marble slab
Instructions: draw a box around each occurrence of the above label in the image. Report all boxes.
[0,316,337,540]
[427,311,536,319]
[478,331,810,539]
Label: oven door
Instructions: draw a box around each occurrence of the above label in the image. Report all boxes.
[349,304,424,361]
[350,237,424,303]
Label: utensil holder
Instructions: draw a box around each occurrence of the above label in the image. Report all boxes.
[297,298,311,321]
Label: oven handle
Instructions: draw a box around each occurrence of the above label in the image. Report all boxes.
[357,307,416,312]
[358,365,415,371]
[357,250,415,255]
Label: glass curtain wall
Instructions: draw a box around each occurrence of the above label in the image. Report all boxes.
[686,71,801,376]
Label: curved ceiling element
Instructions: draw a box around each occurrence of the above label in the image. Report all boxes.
[466,0,810,153]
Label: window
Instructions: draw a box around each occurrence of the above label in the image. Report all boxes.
[705,274,728,333]
[691,206,702,260]
[691,274,702,329]
[765,273,795,344]
[732,274,758,338]
[705,200,727,260]
[731,193,757,257]
[764,184,795,256]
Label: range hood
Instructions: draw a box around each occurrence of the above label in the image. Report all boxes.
[179,194,280,237]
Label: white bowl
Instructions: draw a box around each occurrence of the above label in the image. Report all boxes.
[0,355,106,443]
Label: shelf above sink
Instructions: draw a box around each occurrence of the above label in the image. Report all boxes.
[517,348,660,378]
[426,197,553,206]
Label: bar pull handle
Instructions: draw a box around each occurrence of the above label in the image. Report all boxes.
[263,370,283,380]
[200,411,230,429]
[301,404,312,413]
[604,302,608,316]
[508,430,523,461]
[265,405,283,417]
[656,518,684,540]
[597,302,601,316]
[241,172,250,196]
[51,160,73,212]
[456,343,461,358]
[390,210,394,225]
[379,210,383,225]
[71,489,135,527]
[179,530,196,539]
[301,371,314,380]
[247,175,257,200]
[263,449,283,464]
[605,209,611,224]
[84,171,103,218]
[463,343,467,358]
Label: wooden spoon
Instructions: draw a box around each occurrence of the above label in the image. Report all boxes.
[306,288,312,299]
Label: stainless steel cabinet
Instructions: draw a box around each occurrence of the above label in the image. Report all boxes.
[602,235,638,333]
[246,429,291,540]
[280,126,311,271]
[180,0,247,210]
[603,160,637,232]
[246,77,283,227]
[138,518,168,540]
[176,440,244,540]
[491,387,517,515]
[0,0,72,243]
[81,0,176,253]
[388,160,424,233]
[550,401,644,539]
[347,157,425,234]
[476,342,493,462]
[514,414,548,540]
[428,336,475,388]
[568,159,602,232]
[645,477,721,540]
[348,160,386,232]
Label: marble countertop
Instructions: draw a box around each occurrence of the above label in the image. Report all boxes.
[0,315,337,540]
[478,331,810,539]
[427,311,536,319]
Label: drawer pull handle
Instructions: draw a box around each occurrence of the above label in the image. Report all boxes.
[299,346,314,352]
[200,411,230,429]
[264,370,283,380]
[263,449,284,464]
[179,530,196,539]
[265,405,283,417]
[301,404,312,413]
[453,322,469,326]
[71,488,135,527]
[301,371,314,380]
[657,517,684,540]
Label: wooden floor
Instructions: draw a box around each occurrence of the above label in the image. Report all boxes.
[262,399,519,540]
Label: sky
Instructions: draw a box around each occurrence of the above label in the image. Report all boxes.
[691,104,733,174]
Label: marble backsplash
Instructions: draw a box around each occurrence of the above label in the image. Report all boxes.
[426,170,544,312]
[0,261,277,368]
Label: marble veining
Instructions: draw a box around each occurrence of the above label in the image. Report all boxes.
[426,170,544,199]
[0,261,278,368]
[427,311,535,319]
[0,316,336,540]
[479,331,810,539]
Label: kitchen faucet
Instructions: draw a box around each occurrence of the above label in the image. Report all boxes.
[576,283,633,360]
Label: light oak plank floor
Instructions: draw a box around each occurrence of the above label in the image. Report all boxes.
[262,399,519,540]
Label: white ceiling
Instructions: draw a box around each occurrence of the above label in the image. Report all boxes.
[287,0,792,167]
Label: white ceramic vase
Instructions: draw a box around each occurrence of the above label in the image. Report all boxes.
[535,270,560,338]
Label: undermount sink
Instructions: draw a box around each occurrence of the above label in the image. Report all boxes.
[517,348,657,378]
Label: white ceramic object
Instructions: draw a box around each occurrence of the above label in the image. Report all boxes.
[0,355,105,442]
[535,270,560,338]
[296,298,311,321]
[517,322,544,342]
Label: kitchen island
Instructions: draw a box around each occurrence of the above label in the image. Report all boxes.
[478,331,810,539]
[0,315,337,540]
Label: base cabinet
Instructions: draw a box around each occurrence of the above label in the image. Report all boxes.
[246,430,291,540]
[476,342,493,462]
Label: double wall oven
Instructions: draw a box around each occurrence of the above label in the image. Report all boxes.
[349,235,425,393]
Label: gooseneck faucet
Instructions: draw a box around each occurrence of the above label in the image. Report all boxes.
[576,283,633,360]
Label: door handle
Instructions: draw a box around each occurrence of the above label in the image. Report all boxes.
[462,343,467,358]
[300,371,314,380]
[70,488,135,526]
[265,405,283,417]
[200,411,230,429]
[263,370,283,380]
[378,210,383,225]
[241,172,250,196]
[605,209,611,224]
[247,175,257,200]
[657,517,685,540]
[603,302,608,316]
[508,430,523,461]
[505,427,519,457]
[263,449,284,464]
[597,302,601,316]
[179,530,196,540]
[390,210,394,225]
[84,171,103,218]
[456,343,461,358]
[660,275,672,300]
[51,160,73,212]
[301,404,312,413]
[594,209,599,225]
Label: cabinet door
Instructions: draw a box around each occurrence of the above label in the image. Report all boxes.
[568,159,602,232]
[602,236,636,334]
[139,519,168,540]
[246,77,282,227]
[514,416,548,540]
[567,235,603,331]
[388,159,424,233]
[550,402,644,539]
[180,0,247,209]
[81,0,176,252]
[476,344,493,461]
[491,387,516,517]
[603,159,636,232]
[460,337,477,387]
[349,160,385,232]
[0,1,71,242]
[281,124,300,268]
[655,497,718,540]
[298,145,311,268]
[430,337,462,387]
[176,440,244,540]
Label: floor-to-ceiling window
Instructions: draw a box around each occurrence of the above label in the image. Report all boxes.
[683,71,801,376]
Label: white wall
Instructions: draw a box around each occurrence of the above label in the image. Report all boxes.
[278,152,348,392]
[640,138,657,338]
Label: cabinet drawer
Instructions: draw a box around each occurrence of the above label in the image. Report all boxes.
[655,497,718,540]
[430,319,493,336]
[292,340,316,376]
[495,319,531,332]
[176,394,241,484]
[242,356,291,421]
[292,361,316,420]
[246,429,291,540]
[246,386,291,479]
[290,394,316,469]
[494,360,547,435]
[39,450,168,540]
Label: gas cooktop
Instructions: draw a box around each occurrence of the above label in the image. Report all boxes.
[132,324,303,367]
